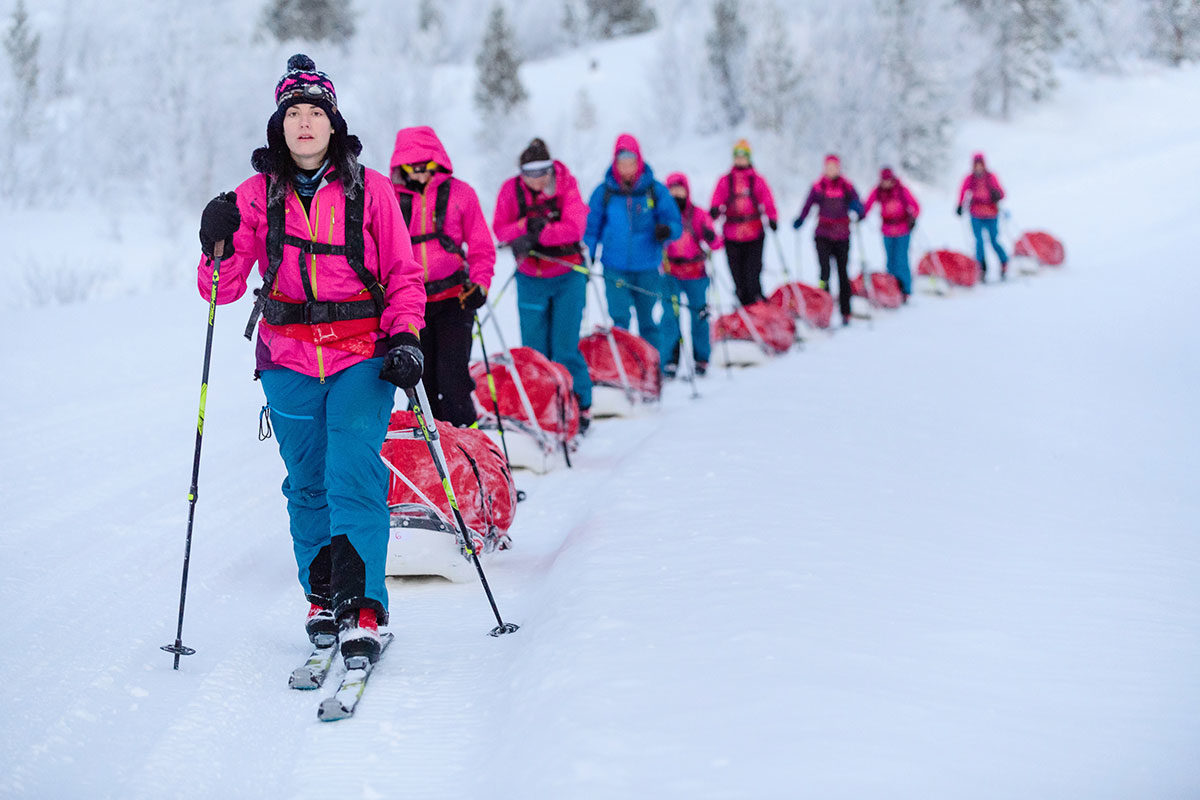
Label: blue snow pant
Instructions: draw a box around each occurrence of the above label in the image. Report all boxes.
[517,269,593,409]
[971,216,1008,273]
[604,268,662,352]
[659,274,711,369]
[259,358,395,624]
[883,233,913,295]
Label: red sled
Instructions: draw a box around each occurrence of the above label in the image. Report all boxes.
[1014,231,1065,266]
[850,272,904,309]
[469,346,579,472]
[917,250,980,287]
[713,301,795,365]
[768,282,834,329]
[579,326,662,416]
[382,410,517,582]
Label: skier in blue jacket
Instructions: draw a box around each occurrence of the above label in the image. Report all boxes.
[583,133,681,351]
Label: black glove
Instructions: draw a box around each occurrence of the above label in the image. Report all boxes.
[199,192,240,259]
[654,223,672,242]
[459,282,487,311]
[955,205,963,217]
[510,233,534,261]
[990,189,1002,203]
[379,332,424,389]
[907,215,917,232]
[527,216,548,239]
[709,206,721,220]
[791,216,804,230]
[767,218,778,232]
[702,227,717,245]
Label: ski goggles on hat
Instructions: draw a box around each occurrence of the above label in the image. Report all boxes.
[400,160,438,175]
[520,160,553,178]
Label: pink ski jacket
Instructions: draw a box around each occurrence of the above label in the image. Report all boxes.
[957,155,1005,220]
[196,167,425,380]
[708,166,778,242]
[493,160,590,279]
[863,182,920,237]
[390,126,495,301]
[665,172,722,280]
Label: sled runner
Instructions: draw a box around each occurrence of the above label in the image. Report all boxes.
[469,346,579,473]
[712,301,795,366]
[917,249,980,293]
[579,326,662,417]
[381,411,517,582]
[767,281,835,329]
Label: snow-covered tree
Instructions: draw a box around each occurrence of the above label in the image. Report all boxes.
[474,4,528,119]
[587,0,657,39]
[705,0,749,128]
[746,4,803,136]
[260,0,357,44]
[562,0,587,45]
[956,0,1068,118]
[1146,0,1200,65]
[3,0,39,140]
[872,0,958,180]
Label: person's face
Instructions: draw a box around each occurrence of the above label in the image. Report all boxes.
[824,160,840,179]
[881,177,895,189]
[616,156,638,182]
[733,155,750,168]
[973,161,986,175]
[669,185,687,201]
[283,103,332,168]
[395,161,435,185]
[521,165,552,193]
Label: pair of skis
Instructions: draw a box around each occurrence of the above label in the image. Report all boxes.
[289,633,395,722]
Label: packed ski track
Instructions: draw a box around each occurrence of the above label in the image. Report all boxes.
[2,67,1199,798]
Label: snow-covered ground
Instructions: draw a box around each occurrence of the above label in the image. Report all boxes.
[2,65,1198,799]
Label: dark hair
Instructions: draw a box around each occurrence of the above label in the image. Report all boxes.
[251,110,363,207]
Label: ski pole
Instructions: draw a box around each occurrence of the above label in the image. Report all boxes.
[851,220,876,329]
[767,227,810,345]
[529,249,666,301]
[405,381,519,637]
[162,242,226,669]
[474,314,526,501]
[704,252,735,378]
[674,290,700,399]
[473,296,559,466]
[582,257,638,407]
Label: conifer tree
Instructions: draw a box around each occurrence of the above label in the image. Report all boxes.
[746,5,802,135]
[587,0,657,39]
[1146,0,1200,65]
[4,0,39,140]
[957,0,1067,118]
[260,0,356,44]
[705,0,748,127]
[474,5,528,120]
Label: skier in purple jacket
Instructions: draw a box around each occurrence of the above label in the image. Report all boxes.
[792,154,864,326]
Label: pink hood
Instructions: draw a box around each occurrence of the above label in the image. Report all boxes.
[665,171,690,196]
[612,133,645,183]
[391,125,454,173]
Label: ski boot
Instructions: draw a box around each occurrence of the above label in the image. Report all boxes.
[338,608,382,668]
[663,362,678,380]
[1000,262,1009,281]
[695,361,708,377]
[842,313,851,327]
[305,603,338,648]
[579,407,592,435]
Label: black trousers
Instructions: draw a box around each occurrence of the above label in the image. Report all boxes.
[420,297,477,427]
[815,236,852,318]
[725,236,765,307]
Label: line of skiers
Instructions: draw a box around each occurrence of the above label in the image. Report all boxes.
[193,55,1012,671]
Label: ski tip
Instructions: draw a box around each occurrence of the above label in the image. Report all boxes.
[317,698,351,722]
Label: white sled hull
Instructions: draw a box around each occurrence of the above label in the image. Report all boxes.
[480,427,563,474]
[712,338,769,367]
[385,525,476,582]
[590,385,659,418]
